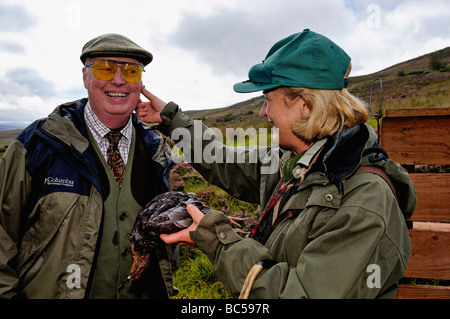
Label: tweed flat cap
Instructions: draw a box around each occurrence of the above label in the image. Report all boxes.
[80,33,153,66]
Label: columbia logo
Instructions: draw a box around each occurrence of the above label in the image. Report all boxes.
[44,176,75,187]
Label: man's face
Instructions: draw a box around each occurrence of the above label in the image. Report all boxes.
[83,57,143,129]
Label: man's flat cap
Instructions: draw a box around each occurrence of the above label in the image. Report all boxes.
[80,33,153,66]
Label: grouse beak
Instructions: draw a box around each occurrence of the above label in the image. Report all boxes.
[127,246,148,281]
[128,260,138,281]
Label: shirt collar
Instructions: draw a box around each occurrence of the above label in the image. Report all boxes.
[84,101,133,141]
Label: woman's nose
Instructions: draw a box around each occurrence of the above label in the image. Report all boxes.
[260,102,267,118]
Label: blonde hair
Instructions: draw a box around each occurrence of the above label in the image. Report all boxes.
[281,63,368,142]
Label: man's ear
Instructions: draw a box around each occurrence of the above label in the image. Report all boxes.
[82,67,88,89]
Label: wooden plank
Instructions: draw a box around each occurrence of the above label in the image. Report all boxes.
[385,109,450,299]
[408,174,450,222]
[413,222,450,232]
[403,226,450,280]
[385,108,449,118]
[396,284,450,299]
[380,116,450,165]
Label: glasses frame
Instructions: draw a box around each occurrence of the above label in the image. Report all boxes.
[85,59,145,83]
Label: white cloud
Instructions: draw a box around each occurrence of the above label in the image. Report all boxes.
[0,93,62,124]
[337,0,450,75]
[0,1,37,32]
[167,0,359,77]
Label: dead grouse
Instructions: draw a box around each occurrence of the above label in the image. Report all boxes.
[127,191,210,281]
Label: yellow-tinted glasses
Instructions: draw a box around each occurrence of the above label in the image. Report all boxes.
[85,59,144,84]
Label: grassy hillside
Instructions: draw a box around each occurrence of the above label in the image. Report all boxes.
[348,47,450,113]
[0,129,22,157]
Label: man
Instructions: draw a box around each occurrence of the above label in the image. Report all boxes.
[137,29,416,298]
[0,33,176,299]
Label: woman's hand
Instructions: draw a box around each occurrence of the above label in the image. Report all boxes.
[160,204,205,246]
[136,87,167,123]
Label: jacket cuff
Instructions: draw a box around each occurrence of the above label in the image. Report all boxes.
[159,102,193,136]
[190,210,242,260]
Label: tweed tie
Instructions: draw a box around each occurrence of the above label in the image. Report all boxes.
[106,130,125,188]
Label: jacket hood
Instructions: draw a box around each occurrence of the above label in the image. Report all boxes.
[321,124,371,182]
[43,99,91,153]
[304,124,416,219]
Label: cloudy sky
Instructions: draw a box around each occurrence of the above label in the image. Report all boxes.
[0,0,449,126]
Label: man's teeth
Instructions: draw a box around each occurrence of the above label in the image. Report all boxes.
[106,92,128,97]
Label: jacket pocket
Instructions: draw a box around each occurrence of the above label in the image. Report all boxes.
[17,192,79,280]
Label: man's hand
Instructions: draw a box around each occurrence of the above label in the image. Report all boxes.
[136,87,167,123]
[160,204,205,246]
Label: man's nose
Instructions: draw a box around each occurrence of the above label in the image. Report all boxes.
[111,67,126,85]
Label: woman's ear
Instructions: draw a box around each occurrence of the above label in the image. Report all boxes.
[298,98,310,115]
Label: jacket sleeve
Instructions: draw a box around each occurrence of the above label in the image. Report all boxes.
[0,140,32,298]
[159,102,269,204]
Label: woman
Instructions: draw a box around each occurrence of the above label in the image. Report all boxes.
[137,29,416,298]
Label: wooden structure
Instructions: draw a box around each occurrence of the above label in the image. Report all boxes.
[380,108,450,299]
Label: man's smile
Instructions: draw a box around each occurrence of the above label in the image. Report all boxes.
[105,91,129,98]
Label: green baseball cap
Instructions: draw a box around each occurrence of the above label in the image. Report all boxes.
[80,33,153,66]
[233,29,351,93]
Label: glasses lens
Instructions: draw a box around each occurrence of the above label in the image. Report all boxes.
[90,60,143,83]
[121,64,143,84]
[91,60,117,81]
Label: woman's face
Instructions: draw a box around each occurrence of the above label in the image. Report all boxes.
[260,88,311,154]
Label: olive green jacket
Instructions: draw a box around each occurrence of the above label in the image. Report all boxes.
[159,102,416,299]
[0,99,176,299]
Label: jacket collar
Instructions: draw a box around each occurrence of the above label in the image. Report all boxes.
[321,124,371,179]
[42,99,90,153]
[283,124,373,193]
[36,98,168,201]
[41,98,161,157]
